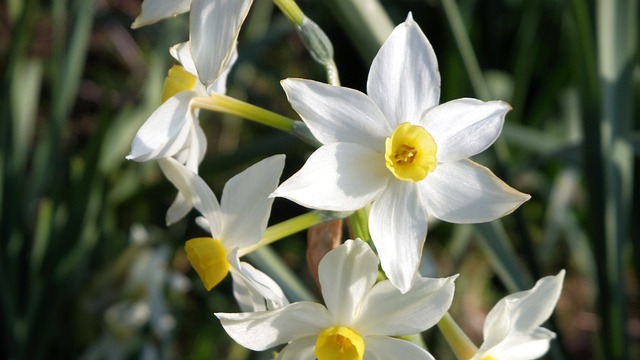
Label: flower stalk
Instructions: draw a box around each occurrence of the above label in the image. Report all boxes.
[239,210,353,256]
[273,0,305,26]
[347,207,371,243]
[192,93,295,132]
[437,312,478,360]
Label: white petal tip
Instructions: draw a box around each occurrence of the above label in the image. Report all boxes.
[405,12,414,22]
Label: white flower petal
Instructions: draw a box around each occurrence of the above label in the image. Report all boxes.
[195,216,209,232]
[356,276,456,336]
[272,143,389,211]
[421,159,530,223]
[422,98,510,162]
[318,239,378,325]
[170,40,238,95]
[165,192,192,226]
[229,257,289,312]
[183,118,207,172]
[207,44,238,95]
[127,91,197,162]
[216,302,331,351]
[281,78,391,149]
[169,41,198,76]
[486,270,565,335]
[157,158,222,237]
[277,336,317,360]
[369,181,428,293]
[190,0,251,86]
[220,155,285,249]
[364,335,434,360]
[487,328,555,360]
[367,13,440,126]
[475,271,565,359]
[477,298,511,352]
[131,0,191,29]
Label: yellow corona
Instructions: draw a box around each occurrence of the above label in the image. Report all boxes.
[385,122,437,182]
[315,326,365,360]
[185,237,230,290]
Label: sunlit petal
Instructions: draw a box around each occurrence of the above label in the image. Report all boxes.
[228,251,289,312]
[190,0,251,86]
[474,271,565,360]
[486,271,565,335]
[131,0,191,29]
[367,13,440,126]
[421,160,530,223]
[281,78,391,149]
[422,98,510,162]
[169,41,198,76]
[356,276,456,336]
[157,158,222,237]
[207,45,238,95]
[165,192,192,226]
[183,118,207,172]
[216,302,331,351]
[488,328,555,360]
[219,155,285,249]
[277,336,317,360]
[364,335,434,360]
[127,91,197,162]
[318,239,378,325]
[272,143,389,211]
[369,181,428,293]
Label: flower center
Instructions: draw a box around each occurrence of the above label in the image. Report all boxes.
[314,326,364,360]
[384,122,437,182]
[185,237,229,291]
[481,357,498,360]
[161,65,197,103]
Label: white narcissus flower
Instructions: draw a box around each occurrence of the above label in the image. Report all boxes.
[217,239,457,360]
[127,41,237,225]
[471,270,565,360]
[272,13,530,293]
[132,0,251,87]
[158,155,289,311]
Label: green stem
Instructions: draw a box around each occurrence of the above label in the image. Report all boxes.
[273,0,304,26]
[437,312,478,360]
[239,210,352,256]
[347,206,371,242]
[192,93,295,132]
[193,93,321,147]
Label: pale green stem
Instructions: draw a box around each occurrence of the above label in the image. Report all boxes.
[273,0,304,26]
[239,210,352,257]
[192,93,294,132]
[192,93,321,146]
[437,312,478,360]
[348,206,371,242]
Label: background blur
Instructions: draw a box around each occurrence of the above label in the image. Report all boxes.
[1,0,638,359]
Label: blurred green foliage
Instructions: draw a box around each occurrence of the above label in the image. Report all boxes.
[0,0,638,359]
